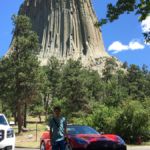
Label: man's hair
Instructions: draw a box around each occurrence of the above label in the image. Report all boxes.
[53,106,61,112]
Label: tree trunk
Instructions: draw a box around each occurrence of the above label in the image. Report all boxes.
[23,103,27,128]
[1,102,4,113]
[14,111,17,125]
[17,102,23,134]
[38,114,41,123]
[44,94,49,121]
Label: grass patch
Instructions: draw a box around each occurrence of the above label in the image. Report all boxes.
[142,141,150,145]
[13,115,47,148]
[15,126,45,148]
[16,141,40,148]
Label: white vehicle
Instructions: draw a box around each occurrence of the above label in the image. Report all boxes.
[0,114,15,150]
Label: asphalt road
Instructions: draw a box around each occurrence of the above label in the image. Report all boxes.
[15,146,150,150]
[127,146,150,150]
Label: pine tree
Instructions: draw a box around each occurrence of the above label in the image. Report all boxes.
[0,15,42,133]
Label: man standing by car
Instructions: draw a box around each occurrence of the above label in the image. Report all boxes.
[49,106,67,150]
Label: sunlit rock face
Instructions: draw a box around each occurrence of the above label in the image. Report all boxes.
[19,0,110,70]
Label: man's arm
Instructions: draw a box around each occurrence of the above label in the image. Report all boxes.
[64,118,67,137]
[50,127,52,141]
[64,126,67,136]
[49,118,53,141]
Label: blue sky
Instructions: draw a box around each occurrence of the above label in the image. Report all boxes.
[0,0,150,68]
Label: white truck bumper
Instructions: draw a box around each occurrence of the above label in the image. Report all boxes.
[0,137,15,150]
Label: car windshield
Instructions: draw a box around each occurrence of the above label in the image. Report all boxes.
[0,115,8,125]
[67,125,99,135]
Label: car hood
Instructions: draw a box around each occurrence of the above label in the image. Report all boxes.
[73,134,118,142]
[0,124,10,130]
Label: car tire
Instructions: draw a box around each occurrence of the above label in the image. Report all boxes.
[40,141,46,150]
[65,144,72,150]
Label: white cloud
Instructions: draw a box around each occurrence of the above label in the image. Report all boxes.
[108,41,128,53]
[145,41,150,46]
[141,16,150,33]
[129,40,145,50]
[141,16,150,46]
[108,40,145,53]
[107,17,149,54]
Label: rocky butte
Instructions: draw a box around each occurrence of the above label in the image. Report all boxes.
[16,0,112,72]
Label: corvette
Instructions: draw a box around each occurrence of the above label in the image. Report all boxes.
[40,125,127,150]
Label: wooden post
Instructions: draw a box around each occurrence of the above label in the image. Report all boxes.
[36,122,38,141]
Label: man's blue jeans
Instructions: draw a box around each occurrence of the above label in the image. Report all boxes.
[52,140,66,150]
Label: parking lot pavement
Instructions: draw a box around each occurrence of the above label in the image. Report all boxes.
[16,146,150,150]
[127,146,150,150]
[15,148,39,150]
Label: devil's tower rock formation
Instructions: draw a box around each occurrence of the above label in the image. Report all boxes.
[19,0,109,69]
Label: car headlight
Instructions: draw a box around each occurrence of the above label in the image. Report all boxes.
[74,138,87,145]
[7,129,14,138]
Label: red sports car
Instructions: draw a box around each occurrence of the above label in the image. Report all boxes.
[40,125,127,150]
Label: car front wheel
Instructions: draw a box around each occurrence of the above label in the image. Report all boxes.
[40,141,46,150]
